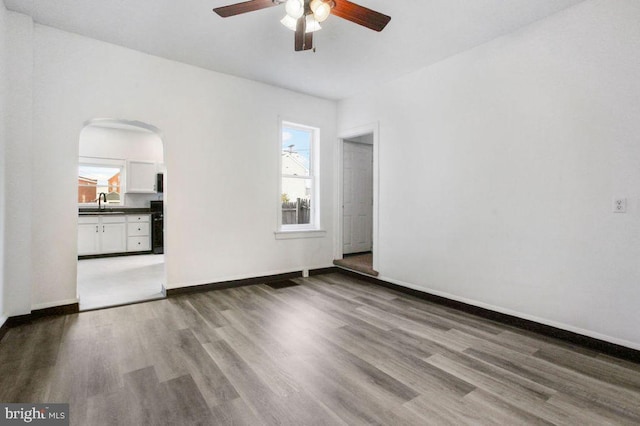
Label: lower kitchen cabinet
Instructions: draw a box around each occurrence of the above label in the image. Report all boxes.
[127,215,151,252]
[78,217,100,255]
[78,214,150,256]
[102,219,127,253]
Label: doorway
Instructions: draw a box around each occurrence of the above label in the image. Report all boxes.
[76,119,166,310]
[334,132,377,276]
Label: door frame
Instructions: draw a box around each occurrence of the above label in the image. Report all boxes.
[335,122,380,271]
[76,118,167,307]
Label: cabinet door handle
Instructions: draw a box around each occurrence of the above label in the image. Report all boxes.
[96,225,98,233]
[138,228,141,231]
[103,225,105,232]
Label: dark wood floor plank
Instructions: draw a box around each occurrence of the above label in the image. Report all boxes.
[251,284,348,330]
[546,392,639,425]
[0,365,53,403]
[325,325,477,398]
[428,349,556,402]
[186,294,231,329]
[357,304,472,352]
[172,328,240,406]
[423,354,587,425]
[277,352,420,425]
[140,323,193,383]
[462,389,554,425]
[290,277,368,313]
[1,272,640,425]
[85,334,123,397]
[317,335,421,403]
[203,339,283,423]
[203,339,340,425]
[596,352,640,372]
[316,273,399,301]
[220,308,293,360]
[300,291,395,331]
[534,344,640,392]
[447,327,541,357]
[465,344,640,422]
[158,374,214,425]
[387,293,508,336]
[404,390,491,425]
[214,324,301,398]
[209,398,266,426]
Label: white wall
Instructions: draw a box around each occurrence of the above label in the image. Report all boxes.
[338,0,640,349]
[13,23,336,309]
[3,10,33,316]
[0,1,7,324]
[79,126,164,163]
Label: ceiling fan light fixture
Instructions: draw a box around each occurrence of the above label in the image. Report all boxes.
[310,0,332,23]
[280,14,298,31]
[213,0,391,52]
[305,14,322,33]
[285,0,304,19]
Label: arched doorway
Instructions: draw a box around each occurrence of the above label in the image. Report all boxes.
[76,118,166,310]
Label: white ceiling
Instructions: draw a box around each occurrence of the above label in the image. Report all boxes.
[4,0,585,100]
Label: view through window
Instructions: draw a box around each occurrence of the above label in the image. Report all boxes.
[78,164,122,205]
[281,122,317,228]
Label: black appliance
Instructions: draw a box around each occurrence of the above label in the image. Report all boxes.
[156,173,164,193]
[150,200,164,254]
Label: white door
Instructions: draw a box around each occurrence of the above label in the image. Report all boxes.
[343,141,373,254]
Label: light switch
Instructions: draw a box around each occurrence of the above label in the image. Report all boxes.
[613,198,627,213]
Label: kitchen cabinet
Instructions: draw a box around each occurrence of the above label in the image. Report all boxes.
[78,215,127,255]
[78,217,100,255]
[102,217,127,253]
[127,160,157,193]
[127,215,151,252]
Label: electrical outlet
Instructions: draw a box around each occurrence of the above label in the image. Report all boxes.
[614,198,627,213]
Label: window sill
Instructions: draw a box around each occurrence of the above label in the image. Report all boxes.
[274,229,327,240]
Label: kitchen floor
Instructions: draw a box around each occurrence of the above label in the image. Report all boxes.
[77,254,165,311]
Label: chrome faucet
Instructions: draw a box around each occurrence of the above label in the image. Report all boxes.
[98,192,107,210]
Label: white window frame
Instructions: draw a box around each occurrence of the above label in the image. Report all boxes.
[275,120,325,239]
[78,157,126,207]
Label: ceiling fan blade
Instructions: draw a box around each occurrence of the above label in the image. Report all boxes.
[294,16,313,51]
[213,0,279,18]
[331,0,391,32]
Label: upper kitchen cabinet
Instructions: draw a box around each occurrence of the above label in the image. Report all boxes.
[127,160,157,193]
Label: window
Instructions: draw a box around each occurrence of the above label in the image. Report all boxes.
[278,121,320,233]
[78,159,124,205]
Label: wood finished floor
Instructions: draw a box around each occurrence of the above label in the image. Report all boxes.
[1,273,640,425]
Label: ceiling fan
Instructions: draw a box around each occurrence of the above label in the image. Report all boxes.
[213,0,391,52]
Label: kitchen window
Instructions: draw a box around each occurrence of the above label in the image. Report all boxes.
[276,121,324,238]
[78,158,125,206]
